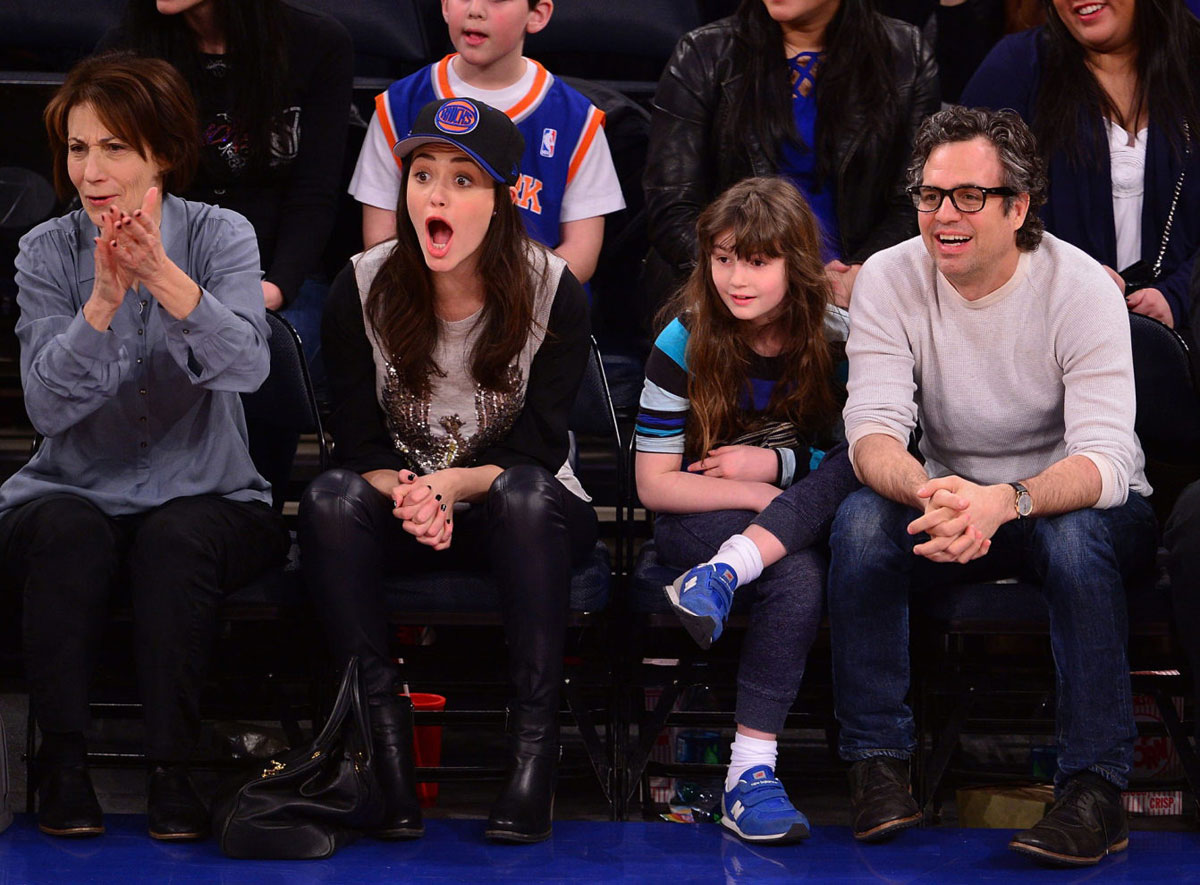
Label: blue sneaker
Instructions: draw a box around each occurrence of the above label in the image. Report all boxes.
[721,765,811,844]
[663,563,736,649]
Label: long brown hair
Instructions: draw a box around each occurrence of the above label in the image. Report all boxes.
[365,164,540,396]
[662,177,839,460]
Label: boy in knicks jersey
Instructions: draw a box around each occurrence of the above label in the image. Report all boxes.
[350,0,624,283]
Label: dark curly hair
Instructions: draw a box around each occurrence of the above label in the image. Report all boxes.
[907,105,1047,252]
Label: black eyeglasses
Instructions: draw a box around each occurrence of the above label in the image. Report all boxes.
[907,185,1017,213]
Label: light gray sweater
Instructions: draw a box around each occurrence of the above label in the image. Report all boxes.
[844,233,1149,509]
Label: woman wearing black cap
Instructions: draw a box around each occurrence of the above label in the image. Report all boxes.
[298,98,596,845]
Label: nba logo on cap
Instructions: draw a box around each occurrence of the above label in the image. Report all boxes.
[435,99,480,134]
[540,128,557,158]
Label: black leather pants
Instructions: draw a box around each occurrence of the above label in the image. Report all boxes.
[298,466,598,721]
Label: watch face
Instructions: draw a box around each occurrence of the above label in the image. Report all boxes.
[1017,493,1033,518]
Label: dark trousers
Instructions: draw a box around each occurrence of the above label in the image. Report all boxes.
[0,493,289,761]
[298,466,598,721]
[1164,479,1200,736]
[829,487,1158,788]
[652,444,860,734]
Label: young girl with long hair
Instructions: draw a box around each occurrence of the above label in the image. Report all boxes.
[635,176,859,844]
[298,98,596,845]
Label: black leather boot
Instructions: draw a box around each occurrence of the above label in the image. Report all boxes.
[485,711,559,843]
[369,697,424,839]
[1009,771,1128,866]
[848,756,922,842]
[147,764,209,841]
[483,466,574,843]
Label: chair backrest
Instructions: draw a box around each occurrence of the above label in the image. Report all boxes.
[570,336,621,442]
[524,0,703,89]
[1129,312,1200,462]
[2,0,124,69]
[242,311,328,507]
[307,0,439,79]
[569,338,624,571]
[560,76,652,348]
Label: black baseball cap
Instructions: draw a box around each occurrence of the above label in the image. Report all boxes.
[393,98,524,186]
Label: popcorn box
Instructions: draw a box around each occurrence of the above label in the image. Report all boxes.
[956,784,1055,829]
[1131,693,1184,781]
[1123,790,1184,816]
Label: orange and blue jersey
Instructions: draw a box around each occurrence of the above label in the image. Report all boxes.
[376,55,606,250]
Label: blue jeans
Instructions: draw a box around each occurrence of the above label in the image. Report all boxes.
[828,486,1157,788]
[278,276,328,402]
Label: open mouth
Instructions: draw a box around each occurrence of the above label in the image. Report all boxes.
[728,294,755,306]
[426,218,453,258]
[1074,2,1105,17]
[936,233,971,247]
[462,28,487,46]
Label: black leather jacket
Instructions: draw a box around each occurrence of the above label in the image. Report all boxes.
[645,16,939,275]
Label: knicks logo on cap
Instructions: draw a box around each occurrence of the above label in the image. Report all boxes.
[435,99,480,134]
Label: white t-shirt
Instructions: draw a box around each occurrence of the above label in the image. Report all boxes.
[1108,118,1147,272]
[349,57,625,228]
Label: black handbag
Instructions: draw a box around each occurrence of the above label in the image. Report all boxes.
[212,657,384,859]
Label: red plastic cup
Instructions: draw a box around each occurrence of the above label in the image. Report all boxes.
[402,692,446,807]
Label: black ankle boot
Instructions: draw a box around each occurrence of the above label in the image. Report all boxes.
[147,764,209,841]
[485,712,559,843]
[369,697,424,839]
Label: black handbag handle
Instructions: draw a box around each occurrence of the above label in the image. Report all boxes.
[310,656,372,765]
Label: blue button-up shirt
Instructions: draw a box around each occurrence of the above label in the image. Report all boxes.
[1,194,272,517]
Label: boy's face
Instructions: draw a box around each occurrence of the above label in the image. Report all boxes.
[441,0,552,70]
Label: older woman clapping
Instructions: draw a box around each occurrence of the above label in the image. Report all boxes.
[0,52,289,841]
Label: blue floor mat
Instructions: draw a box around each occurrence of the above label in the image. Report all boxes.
[1,814,1197,883]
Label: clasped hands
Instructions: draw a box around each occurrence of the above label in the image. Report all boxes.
[92,186,171,308]
[383,469,456,551]
[907,475,1013,564]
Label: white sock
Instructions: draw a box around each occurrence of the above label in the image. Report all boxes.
[726,732,779,792]
[704,534,764,590]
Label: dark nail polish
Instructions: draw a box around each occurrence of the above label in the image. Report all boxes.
[435,494,442,501]
[440,503,447,511]
[405,472,416,481]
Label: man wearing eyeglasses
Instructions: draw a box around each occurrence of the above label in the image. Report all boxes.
[828,106,1155,867]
